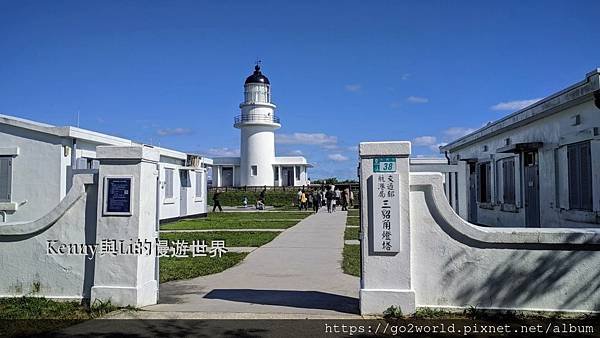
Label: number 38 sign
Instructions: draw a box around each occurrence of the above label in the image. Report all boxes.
[373,157,396,173]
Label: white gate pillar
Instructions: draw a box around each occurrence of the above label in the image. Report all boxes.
[91,145,159,307]
[359,141,415,315]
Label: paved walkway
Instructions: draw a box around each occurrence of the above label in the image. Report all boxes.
[143,209,360,317]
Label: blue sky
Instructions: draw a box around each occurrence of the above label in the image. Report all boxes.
[1,1,599,179]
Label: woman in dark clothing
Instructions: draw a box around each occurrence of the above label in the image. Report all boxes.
[212,190,223,212]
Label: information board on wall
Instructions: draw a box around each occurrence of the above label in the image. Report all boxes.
[104,177,132,216]
[371,173,400,253]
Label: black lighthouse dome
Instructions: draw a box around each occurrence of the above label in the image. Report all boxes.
[245,65,270,85]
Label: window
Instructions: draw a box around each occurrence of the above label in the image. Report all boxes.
[501,157,516,205]
[251,165,258,176]
[0,157,12,202]
[274,167,279,181]
[195,171,203,198]
[165,168,174,199]
[295,166,301,180]
[568,141,593,211]
[477,162,491,203]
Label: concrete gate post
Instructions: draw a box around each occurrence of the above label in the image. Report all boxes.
[90,146,159,307]
[359,141,415,315]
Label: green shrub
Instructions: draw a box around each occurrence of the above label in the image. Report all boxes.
[208,190,299,207]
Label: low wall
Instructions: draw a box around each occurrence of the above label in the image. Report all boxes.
[411,172,600,312]
[359,141,600,315]
[0,146,161,307]
[0,173,97,299]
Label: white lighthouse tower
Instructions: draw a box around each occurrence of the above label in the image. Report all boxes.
[235,64,280,186]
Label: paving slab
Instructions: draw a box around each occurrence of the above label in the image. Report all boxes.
[143,210,359,317]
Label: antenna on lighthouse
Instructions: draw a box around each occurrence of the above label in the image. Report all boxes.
[255,58,262,69]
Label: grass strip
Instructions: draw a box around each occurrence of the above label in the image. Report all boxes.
[159,253,248,283]
[160,231,280,247]
[162,219,298,230]
[342,244,360,277]
[344,227,360,240]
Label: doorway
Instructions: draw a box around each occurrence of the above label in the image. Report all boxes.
[222,167,233,187]
[523,151,540,227]
[179,170,189,217]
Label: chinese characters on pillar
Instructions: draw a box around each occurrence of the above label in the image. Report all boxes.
[372,173,400,253]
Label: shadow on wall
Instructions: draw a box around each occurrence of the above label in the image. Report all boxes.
[441,248,600,311]
[415,183,600,311]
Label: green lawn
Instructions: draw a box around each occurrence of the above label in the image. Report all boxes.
[347,209,359,217]
[161,219,299,230]
[160,231,280,247]
[0,297,124,336]
[207,211,310,220]
[160,253,248,283]
[344,227,359,240]
[346,216,359,227]
[342,244,360,277]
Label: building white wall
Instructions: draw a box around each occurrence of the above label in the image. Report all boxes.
[446,99,600,228]
[0,118,209,225]
[0,124,66,223]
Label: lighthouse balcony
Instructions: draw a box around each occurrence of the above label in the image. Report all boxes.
[234,114,281,127]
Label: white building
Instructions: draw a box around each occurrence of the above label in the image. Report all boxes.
[0,114,211,224]
[440,68,600,228]
[211,65,311,187]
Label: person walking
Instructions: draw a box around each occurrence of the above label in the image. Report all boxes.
[300,189,308,211]
[341,187,348,211]
[333,186,340,212]
[325,188,333,213]
[212,189,223,212]
[296,188,303,210]
[313,189,320,213]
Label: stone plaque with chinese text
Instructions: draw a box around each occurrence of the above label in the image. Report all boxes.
[371,173,400,253]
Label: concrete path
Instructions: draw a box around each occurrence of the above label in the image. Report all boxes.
[144,209,360,317]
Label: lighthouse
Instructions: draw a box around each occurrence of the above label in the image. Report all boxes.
[235,64,280,186]
[211,64,310,188]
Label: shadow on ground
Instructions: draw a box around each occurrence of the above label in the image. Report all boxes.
[204,289,359,314]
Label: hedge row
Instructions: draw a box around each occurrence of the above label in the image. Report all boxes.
[208,190,298,207]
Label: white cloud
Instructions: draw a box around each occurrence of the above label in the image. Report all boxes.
[490,98,542,111]
[156,127,193,136]
[344,84,362,92]
[412,136,437,146]
[429,143,447,152]
[347,145,358,152]
[443,127,476,140]
[328,153,349,162]
[287,150,304,156]
[276,132,338,146]
[204,147,239,157]
[407,96,429,104]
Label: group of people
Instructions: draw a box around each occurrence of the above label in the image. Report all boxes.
[296,185,354,213]
[212,185,355,213]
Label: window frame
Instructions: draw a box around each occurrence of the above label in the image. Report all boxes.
[476,161,492,204]
[567,141,593,211]
[251,165,258,176]
[195,171,203,199]
[164,168,174,200]
[501,157,516,205]
[0,156,13,203]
